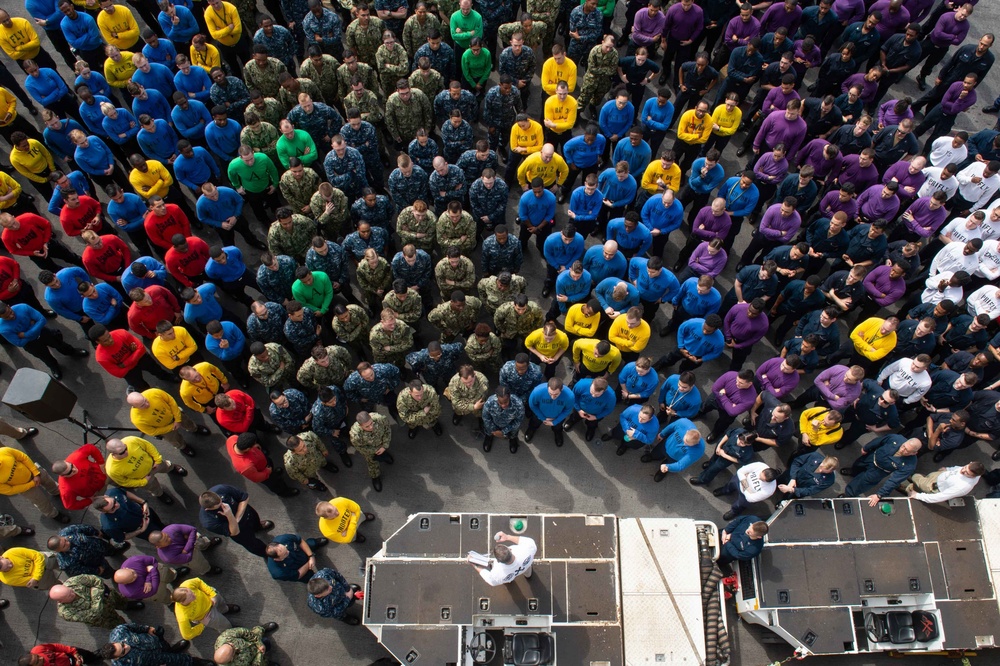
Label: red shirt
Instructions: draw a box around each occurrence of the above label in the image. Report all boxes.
[225,434,272,482]
[82,235,131,282]
[164,237,210,287]
[0,255,21,300]
[58,444,107,510]
[30,644,82,666]
[95,328,147,377]
[58,196,103,236]
[143,204,191,249]
[215,390,256,433]
[127,284,181,339]
[2,213,52,256]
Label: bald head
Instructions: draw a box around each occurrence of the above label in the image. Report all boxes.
[106,438,126,455]
[126,392,148,408]
[214,644,236,664]
[49,585,77,603]
[603,240,619,254]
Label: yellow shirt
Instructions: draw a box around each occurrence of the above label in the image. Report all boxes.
[0,18,41,60]
[129,160,173,199]
[179,362,228,413]
[97,7,140,49]
[0,447,41,495]
[190,44,222,71]
[0,171,22,210]
[541,57,577,95]
[175,578,218,639]
[105,436,164,487]
[11,139,55,183]
[152,327,199,369]
[130,389,184,437]
[608,315,650,352]
[524,328,569,358]
[640,160,682,195]
[0,547,46,587]
[676,109,713,145]
[572,338,622,374]
[564,303,600,337]
[104,53,138,88]
[543,94,577,134]
[799,407,843,448]
[318,497,362,543]
[517,151,569,188]
[509,119,544,157]
[850,317,897,361]
[712,104,742,137]
[0,87,20,128]
[205,2,243,46]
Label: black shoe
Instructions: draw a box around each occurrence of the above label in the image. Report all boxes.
[259,520,275,531]
[363,512,375,521]
[640,453,654,463]
[690,478,705,486]
[307,481,328,492]
[49,366,62,380]
[339,452,353,467]
[840,468,855,477]
[126,601,145,610]
[702,460,710,469]
[984,106,999,113]
[601,432,613,441]
[28,106,38,116]
[263,622,279,633]
[992,450,1000,462]
[563,420,575,431]
[615,445,627,456]
[483,436,493,452]
[653,470,666,482]
[0,599,8,609]
[223,604,240,615]
[705,433,718,444]
[833,442,848,450]
[722,511,737,521]
[169,464,188,476]
[43,309,57,318]
[658,327,671,338]
[205,537,223,550]
[265,423,281,433]
[18,527,35,537]
[70,347,88,357]
[524,428,536,443]
[207,566,224,575]
[541,286,551,298]
[159,492,175,505]
[282,488,300,497]
[712,487,728,497]
[175,566,190,578]
[554,432,564,447]
[432,422,443,436]
[180,446,196,457]
[170,640,191,652]
[916,77,927,91]
[341,615,361,625]
[323,461,339,473]
[313,537,329,548]
[55,512,70,524]
[736,146,747,157]
[354,533,366,543]
[408,428,417,439]
[452,413,462,426]
[509,439,519,454]
[584,430,595,442]
[195,426,211,435]
[381,452,394,464]
[19,427,38,439]
[372,476,383,492]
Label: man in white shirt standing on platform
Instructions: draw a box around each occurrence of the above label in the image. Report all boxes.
[904,461,984,503]
[468,531,537,586]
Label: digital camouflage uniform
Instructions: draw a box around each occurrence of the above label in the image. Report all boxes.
[340,120,383,176]
[278,78,324,113]
[526,0,559,44]
[244,97,285,128]
[388,166,431,212]
[355,256,393,304]
[391,249,434,288]
[57,574,128,629]
[283,431,330,485]
[344,363,401,404]
[299,55,341,108]
[296,345,353,388]
[441,120,474,163]
[435,256,477,294]
[280,167,321,215]
[211,78,253,114]
[482,84,523,150]
[577,43,619,111]
[498,359,545,402]
[406,342,463,386]
[369,320,415,365]
[435,209,476,253]
[108,622,191,666]
[407,69,445,105]
[385,88,435,144]
[309,188,350,237]
[331,304,370,343]
[302,9,343,57]
[407,137,439,173]
[256,255,298,303]
[345,17,387,65]
[214,626,268,666]
[496,21,547,50]
[376,43,411,100]
[323,145,368,200]
[427,296,483,339]
[498,46,536,89]
[436,0,460,40]
[403,14,442,58]
[243,58,288,99]
[287,103,343,148]
[478,274,526,312]
[247,303,287,344]
[567,6,603,63]
[480,233,524,275]
[456,150,499,185]
[53,525,114,577]
[466,331,503,375]
[469,178,511,231]
[249,342,297,389]
[343,88,386,125]
[336,63,379,101]
[445,370,489,416]
[241,122,281,166]
[395,206,436,251]
[254,25,297,70]
[310,385,348,442]
[382,290,423,324]
[482,392,525,436]
[434,88,479,125]
[267,215,317,261]
[269,388,311,433]
[349,412,392,479]
[306,241,350,287]
[284,308,321,356]
[307,567,353,618]
[397,383,442,429]
[494,300,544,340]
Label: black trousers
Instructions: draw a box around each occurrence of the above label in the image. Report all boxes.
[122,354,176,391]
[22,328,81,371]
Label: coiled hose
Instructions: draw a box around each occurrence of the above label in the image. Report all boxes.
[700,528,731,666]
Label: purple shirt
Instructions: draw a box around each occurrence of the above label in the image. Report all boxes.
[877,100,914,127]
[117,554,160,600]
[762,87,801,116]
[634,7,668,45]
[661,3,703,42]
[793,41,823,69]
[712,371,758,417]
[857,184,900,220]
[691,207,732,241]
[756,356,800,398]
[798,139,844,180]
[759,204,802,241]
[754,113,808,159]
[819,190,859,220]
[902,196,948,237]
[904,0,935,23]
[155,523,200,565]
[864,264,906,305]
[724,15,761,49]
[841,73,878,103]
[814,365,863,410]
[930,12,970,48]
[754,152,790,185]
[723,302,770,348]
[760,3,803,34]
[688,241,728,277]
[883,160,927,200]
[871,0,910,36]
[832,0,866,25]
[838,154,880,192]
[940,81,977,116]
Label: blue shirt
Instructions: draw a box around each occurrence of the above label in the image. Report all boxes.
[133,62,176,102]
[159,5,200,44]
[688,157,727,194]
[25,69,70,106]
[527,384,575,424]
[266,533,312,582]
[569,186,603,222]
[171,99,213,141]
[563,134,606,168]
[518,189,557,226]
[121,257,168,293]
[673,277,722,317]
[572,379,617,420]
[554,269,592,312]
[79,96,113,138]
[677,318,724,361]
[173,146,219,191]
[205,247,247,283]
[612,139,651,178]
[27,0,63,30]
[599,99,635,139]
[183,283,223,327]
[43,267,91,322]
[618,363,659,399]
[720,176,760,217]
[74,137,115,176]
[205,120,243,160]
[595,277,640,312]
[143,39,178,71]
[132,89,172,123]
[641,97,675,133]
[173,66,213,105]
[75,72,111,98]
[618,404,661,446]
[205,321,246,361]
[60,12,103,50]
[43,117,85,161]
[657,374,702,418]
[628,257,679,302]
[197,187,244,229]
[582,245,627,283]
[47,171,91,215]
[136,120,179,163]
[542,231,585,269]
[108,192,148,234]
[82,283,124,326]
[640,193,684,235]
[0,304,47,347]
[597,168,637,209]
[656,418,705,472]
[607,218,653,255]
[102,109,140,145]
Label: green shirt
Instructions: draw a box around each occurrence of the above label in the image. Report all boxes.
[449,9,482,48]
[291,271,334,313]
[227,153,278,193]
[276,129,318,168]
[461,47,492,87]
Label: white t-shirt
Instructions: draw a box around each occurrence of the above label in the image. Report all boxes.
[967,285,1000,320]
[929,242,979,277]
[911,467,980,503]
[977,240,1000,280]
[938,217,982,244]
[928,137,968,168]
[877,359,931,404]
[478,536,538,586]
[737,462,776,504]
[917,167,960,200]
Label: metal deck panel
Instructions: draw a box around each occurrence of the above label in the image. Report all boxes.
[803,546,860,607]
[923,542,947,600]
[366,561,476,624]
[379,625,461,665]
[938,599,1000,649]
[567,562,619,622]
[541,515,617,560]
[774,608,856,655]
[552,626,624,665]
[383,513,464,557]
[939,541,994,600]
[766,500,840,543]
[470,561,558,617]
[833,499,866,541]
[911,500,983,543]
[859,500,916,541]
[853,543,929,596]
[759,547,810,608]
